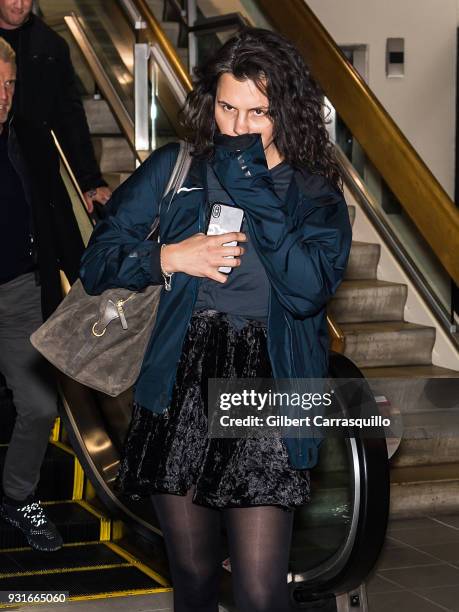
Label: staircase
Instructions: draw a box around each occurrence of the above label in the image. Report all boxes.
[0,388,172,606]
[330,204,459,519]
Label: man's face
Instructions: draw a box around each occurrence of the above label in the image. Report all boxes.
[0,0,33,30]
[0,58,16,126]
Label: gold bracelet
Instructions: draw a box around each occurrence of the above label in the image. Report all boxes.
[160,244,174,292]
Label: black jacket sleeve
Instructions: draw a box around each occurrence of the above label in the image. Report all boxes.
[79,143,180,294]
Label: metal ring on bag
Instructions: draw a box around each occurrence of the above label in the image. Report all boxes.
[92,321,106,337]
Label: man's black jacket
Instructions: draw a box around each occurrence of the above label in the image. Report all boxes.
[0,14,104,317]
[8,119,85,320]
[2,13,105,192]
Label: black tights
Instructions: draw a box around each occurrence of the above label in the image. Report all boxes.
[151,485,294,612]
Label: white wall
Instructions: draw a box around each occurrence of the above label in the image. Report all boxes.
[306,0,457,200]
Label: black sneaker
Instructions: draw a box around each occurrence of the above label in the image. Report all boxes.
[0,495,63,552]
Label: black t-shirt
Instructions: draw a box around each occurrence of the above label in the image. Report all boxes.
[0,127,34,284]
[194,159,295,329]
[0,26,19,50]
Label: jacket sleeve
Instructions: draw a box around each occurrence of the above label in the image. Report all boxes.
[211,133,352,318]
[79,143,179,295]
[51,36,106,192]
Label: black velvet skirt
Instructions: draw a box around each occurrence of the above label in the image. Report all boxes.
[114,309,311,512]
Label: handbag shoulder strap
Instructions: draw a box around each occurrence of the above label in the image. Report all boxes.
[148,140,193,240]
[163,139,193,205]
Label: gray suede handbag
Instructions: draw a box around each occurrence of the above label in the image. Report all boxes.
[30,141,192,397]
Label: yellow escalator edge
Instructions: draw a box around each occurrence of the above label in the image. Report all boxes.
[50,416,60,442]
[104,541,171,587]
[72,456,85,500]
[51,439,75,455]
[75,499,111,540]
[66,587,172,602]
[0,541,103,553]
[0,587,170,609]
[0,563,131,579]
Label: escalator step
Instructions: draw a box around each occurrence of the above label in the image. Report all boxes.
[0,443,74,502]
[0,565,167,599]
[0,542,123,573]
[0,502,101,549]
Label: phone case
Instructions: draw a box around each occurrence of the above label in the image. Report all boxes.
[206,203,244,273]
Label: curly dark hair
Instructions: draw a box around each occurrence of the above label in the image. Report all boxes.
[179,27,343,192]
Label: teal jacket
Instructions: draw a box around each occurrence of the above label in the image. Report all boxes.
[79,133,352,469]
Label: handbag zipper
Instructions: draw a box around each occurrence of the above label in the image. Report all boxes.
[116,294,136,330]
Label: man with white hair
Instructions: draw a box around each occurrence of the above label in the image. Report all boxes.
[0,36,63,552]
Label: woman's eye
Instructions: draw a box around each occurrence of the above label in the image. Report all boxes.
[222,104,234,112]
[252,109,266,117]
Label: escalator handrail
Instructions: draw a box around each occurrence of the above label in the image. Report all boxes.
[51,129,95,248]
[64,12,139,161]
[255,0,459,286]
[288,352,390,599]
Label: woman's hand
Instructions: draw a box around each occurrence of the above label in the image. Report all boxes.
[161,232,247,283]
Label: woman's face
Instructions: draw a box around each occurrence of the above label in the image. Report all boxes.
[214,72,281,164]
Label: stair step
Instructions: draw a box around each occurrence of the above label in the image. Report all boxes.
[0,540,170,598]
[365,372,459,414]
[389,463,459,518]
[0,563,168,599]
[362,364,459,378]
[390,410,459,467]
[0,442,75,502]
[329,280,407,323]
[0,541,124,573]
[0,501,103,549]
[362,368,459,422]
[83,98,121,135]
[92,136,135,173]
[340,321,435,367]
[344,241,380,279]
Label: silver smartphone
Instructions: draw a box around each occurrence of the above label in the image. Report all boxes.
[206,202,244,273]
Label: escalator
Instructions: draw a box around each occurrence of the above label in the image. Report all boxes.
[1,0,457,609]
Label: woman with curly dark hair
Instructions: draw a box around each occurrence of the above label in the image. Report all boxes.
[80,26,352,612]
